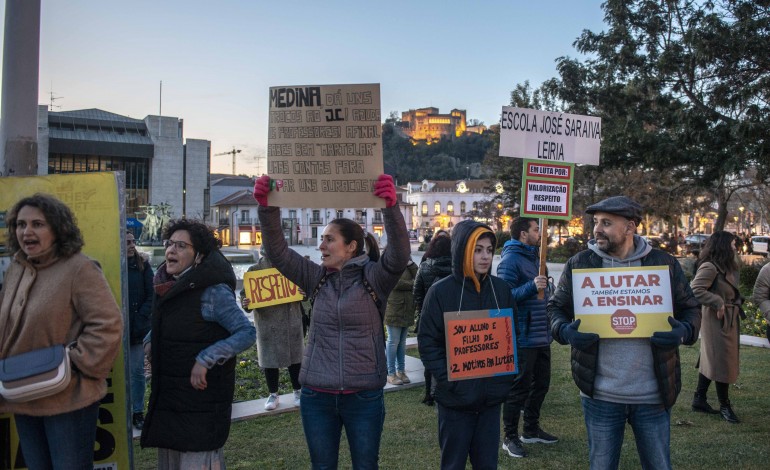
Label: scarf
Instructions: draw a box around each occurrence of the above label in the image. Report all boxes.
[153,263,176,297]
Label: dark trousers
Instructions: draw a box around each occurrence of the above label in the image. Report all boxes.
[502,345,551,438]
[437,403,501,470]
[264,363,302,393]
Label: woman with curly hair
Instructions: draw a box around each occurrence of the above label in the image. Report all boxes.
[690,231,743,423]
[140,219,256,469]
[0,193,122,469]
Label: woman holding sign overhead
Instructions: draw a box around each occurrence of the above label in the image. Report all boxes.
[253,174,409,470]
[240,246,304,411]
[418,219,517,470]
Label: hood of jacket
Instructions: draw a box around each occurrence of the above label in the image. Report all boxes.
[450,219,496,289]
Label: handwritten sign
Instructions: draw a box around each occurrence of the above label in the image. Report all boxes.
[520,159,574,220]
[572,266,673,338]
[499,107,601,165]
[267,83,384,208]
[443,309,517,381]
[243,268,303,309]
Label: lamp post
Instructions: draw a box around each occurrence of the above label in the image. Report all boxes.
[739,206,745,234]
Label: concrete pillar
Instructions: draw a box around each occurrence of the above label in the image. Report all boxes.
[0,0,41,176]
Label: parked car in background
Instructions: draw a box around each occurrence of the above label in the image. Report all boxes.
[642,235,667,251]
[751,235,769,257]
[684,234,710,256]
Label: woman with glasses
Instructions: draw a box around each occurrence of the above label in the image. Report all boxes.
[125,231,153,430]
[140,219,256,469]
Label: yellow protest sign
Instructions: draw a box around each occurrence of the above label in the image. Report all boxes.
[572,266,673,338]
[243,268,303,309]
[0,172,131,470]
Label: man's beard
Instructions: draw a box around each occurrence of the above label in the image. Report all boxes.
[595,235,618,254]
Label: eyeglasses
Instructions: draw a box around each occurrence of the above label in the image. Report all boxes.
[163,239,191,250]
[126,239,136,246]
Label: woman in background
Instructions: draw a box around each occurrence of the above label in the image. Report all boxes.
[384,259,418,385]
[690,231,742,423]
[0,193,122,469]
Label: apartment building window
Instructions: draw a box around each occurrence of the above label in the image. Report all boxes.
[447,201,454,216]
[460,201,466,214]
[422,202,428,216]
[434,201,441,215]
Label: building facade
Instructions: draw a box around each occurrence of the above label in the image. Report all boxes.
[37,107,211,220]
[400,107,467,142]
[405,179,498,233]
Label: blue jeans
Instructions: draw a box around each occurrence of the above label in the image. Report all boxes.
[129,343,146,414]
[300,387,385,469]
[437,403,501,470]
[581,397,672,470]
[386,325,408,375]
[14,401,100,470]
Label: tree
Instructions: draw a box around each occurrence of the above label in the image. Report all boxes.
[556,0,770,230]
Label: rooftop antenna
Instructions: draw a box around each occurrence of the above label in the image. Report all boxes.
[48,83,62,111]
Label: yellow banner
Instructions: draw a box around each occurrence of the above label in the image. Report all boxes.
[572,266,673,338]
[0,173,131,470]
[243,267,303,308]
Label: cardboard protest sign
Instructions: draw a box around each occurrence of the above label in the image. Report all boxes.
[521,159,574,220]
[267,83,384,208]
[572,266,673,338]
[499,107,601,165]
[243,268,303,309]
[443,309,517,381]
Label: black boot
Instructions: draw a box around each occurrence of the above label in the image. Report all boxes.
[719,401,740,424]
[692,392,719,414]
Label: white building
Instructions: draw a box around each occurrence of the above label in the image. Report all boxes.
[210,186,414,247]
[404,179,499,234]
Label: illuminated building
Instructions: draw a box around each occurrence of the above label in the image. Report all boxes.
[400,107,466,142]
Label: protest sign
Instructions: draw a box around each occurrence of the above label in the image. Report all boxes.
[521,159,574,220]
[443,309,517,381]
[267,83,384,208]
[499,107,601,165]
[243,268,303,309]
[0,172,131,470]
[572,266,673,338]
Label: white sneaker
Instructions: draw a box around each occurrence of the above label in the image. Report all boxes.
[264,393,279,410]
[293,389,301,406]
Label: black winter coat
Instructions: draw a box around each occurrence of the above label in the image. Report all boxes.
[418,220,517,412]
[127,255,153,344]
[547,248,701,408]
[413,256,452,312]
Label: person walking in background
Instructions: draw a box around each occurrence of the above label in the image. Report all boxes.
[413,234,452,405]
[752,262,770,343]
[240,247,304,410]
[0,194,123,469]
[384,259,418,385]
[418,219,517,470]
[141,219,256,469]
[126,230,154,430]
[689,231,743,423]
[253,174,410,470]
[497,217,557,459]
[548,196,701,470]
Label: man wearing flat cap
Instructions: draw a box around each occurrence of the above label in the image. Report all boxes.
[547,195,701,470]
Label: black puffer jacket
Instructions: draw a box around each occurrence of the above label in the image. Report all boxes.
[413,255,452,312]
[418,220,517,412]
[547,248,701,408]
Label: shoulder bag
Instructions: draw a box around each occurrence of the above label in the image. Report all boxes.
[0,343,74,403]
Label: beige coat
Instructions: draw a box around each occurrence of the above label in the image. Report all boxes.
[752,263,770,323]
[0,252,123,416]
[690,261,740,383]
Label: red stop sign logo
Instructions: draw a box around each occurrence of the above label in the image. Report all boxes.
[611,309,637,334]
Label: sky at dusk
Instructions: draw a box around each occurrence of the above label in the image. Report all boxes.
[1,0,606,175]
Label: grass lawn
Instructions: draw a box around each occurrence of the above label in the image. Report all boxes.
[132,341,769,469]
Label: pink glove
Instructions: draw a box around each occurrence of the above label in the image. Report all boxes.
[373,174,397,207]
[253,175,271,206]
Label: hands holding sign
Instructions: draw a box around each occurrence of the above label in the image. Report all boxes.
[254,174,396,207]
[650,317,691,348]
[560,319,599,351]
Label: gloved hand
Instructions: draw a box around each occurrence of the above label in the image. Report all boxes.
[650,316,690,348]
[373,174,397,207]
[560,319,599,351]
[253,175,271,206]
